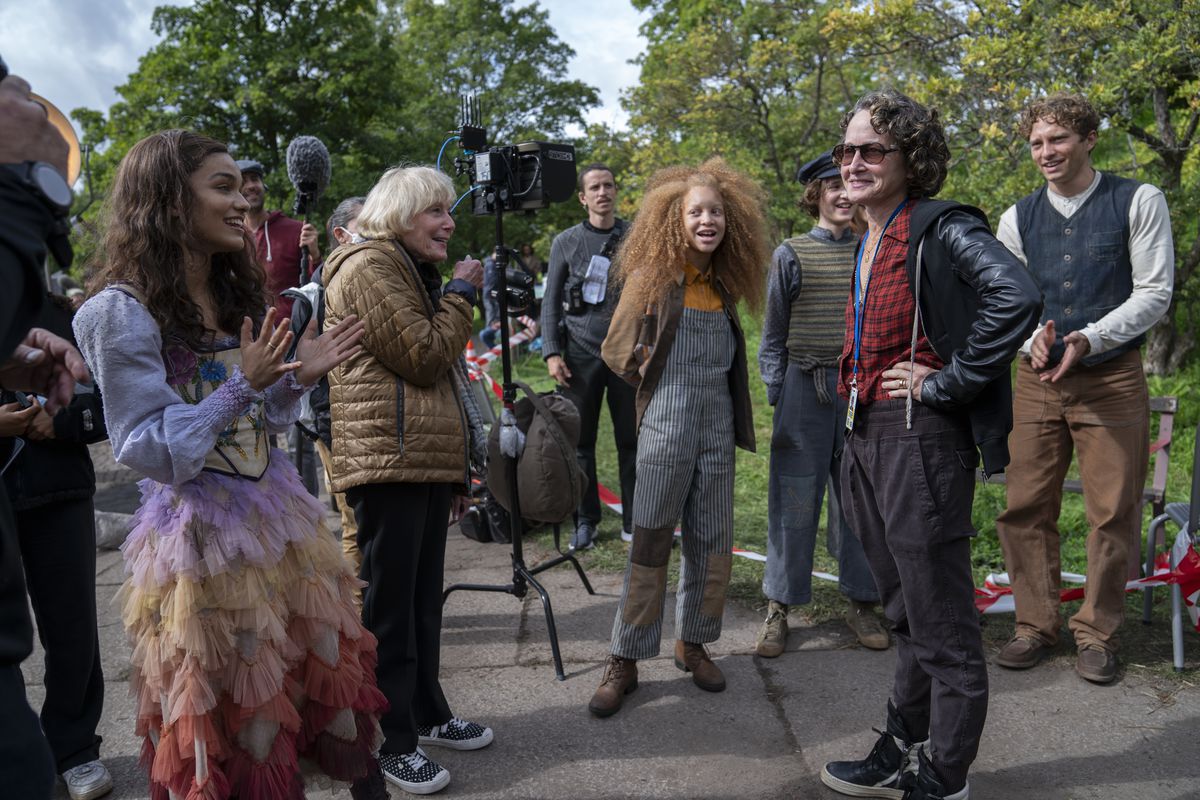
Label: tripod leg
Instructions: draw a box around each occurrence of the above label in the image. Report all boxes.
[565,552,596,595]
[517,566,566,681]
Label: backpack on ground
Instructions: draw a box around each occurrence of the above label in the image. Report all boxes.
[486,381,584,526]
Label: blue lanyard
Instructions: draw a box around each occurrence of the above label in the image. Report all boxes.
[851,200,907,386]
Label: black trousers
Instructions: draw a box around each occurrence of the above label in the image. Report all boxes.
[840,401,987,792]
[0,665,54,798]
[17,498,104,773]
[347,481,454,754]
[562,337,638,532]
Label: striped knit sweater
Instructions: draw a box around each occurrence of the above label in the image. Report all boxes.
[784,234,857,361]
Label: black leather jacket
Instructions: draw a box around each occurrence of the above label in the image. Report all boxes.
[905,200,1043,476]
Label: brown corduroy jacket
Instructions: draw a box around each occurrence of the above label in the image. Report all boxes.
[600,271,756,453]
[323,239,473,492]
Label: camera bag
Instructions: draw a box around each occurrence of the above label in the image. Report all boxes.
[486,381,584,525]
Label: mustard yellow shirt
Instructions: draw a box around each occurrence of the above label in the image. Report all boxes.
[682,262,723,311]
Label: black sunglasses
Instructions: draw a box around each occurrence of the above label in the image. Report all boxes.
[831,143,900,166]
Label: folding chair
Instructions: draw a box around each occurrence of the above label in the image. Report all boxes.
[1142,423,1199,672]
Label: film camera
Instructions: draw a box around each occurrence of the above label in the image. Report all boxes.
[487,247,536,314]
[453,95,576,216]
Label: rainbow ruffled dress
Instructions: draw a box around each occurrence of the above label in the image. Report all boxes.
[74,288,386,800]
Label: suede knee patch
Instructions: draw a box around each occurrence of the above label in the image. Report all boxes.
[630,525,675,567]
[700,553,732,618]
[622,563,668,626]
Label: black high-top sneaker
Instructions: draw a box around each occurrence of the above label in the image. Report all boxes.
[903,748,969,799]
[820,700,927,798]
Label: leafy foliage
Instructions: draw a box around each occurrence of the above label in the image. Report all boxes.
[70,0,600,267]
[620,0,1200,370]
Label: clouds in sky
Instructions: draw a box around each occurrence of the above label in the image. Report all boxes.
[2,0,646,138]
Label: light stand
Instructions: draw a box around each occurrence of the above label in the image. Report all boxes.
[442,208,594,682]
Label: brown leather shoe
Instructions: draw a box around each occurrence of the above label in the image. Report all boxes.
[588,655,638,717]
[845,601,890,650]
[674,640,726,692]
[995,635,1050,669]
[1076,644,1118,684]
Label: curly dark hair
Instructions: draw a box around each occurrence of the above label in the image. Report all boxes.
[841,90,949,199]
[1018,93,1100,140]
[89,130,266,348]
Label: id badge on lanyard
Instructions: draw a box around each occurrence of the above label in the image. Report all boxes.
[845,384,858,432]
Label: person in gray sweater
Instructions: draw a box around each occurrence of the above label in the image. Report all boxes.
[540,164,636,550]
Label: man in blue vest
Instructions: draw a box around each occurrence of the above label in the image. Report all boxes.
[994,93,1174,684]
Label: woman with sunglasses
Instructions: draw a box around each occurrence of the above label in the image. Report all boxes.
[818,90,1041,800]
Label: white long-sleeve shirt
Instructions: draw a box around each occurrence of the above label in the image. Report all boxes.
[996,170,1174,356]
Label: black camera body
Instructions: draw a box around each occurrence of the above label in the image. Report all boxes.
[489,264,536,314]
[456,121,576,216]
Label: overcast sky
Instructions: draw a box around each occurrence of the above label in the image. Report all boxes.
[0,0,648,139]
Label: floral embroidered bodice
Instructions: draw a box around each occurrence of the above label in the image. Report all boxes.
[163,338,270,479]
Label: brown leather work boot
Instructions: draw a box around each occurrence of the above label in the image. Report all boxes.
[674,640,726,692]
[588,655,638,717]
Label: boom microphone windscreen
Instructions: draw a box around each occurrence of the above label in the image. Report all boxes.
[285,135,331,198]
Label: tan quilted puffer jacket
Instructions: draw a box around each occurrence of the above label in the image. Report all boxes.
[323,239,473,492]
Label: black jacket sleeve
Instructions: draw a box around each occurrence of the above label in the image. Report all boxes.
[920,211,1042,410]
[0,172,50,357]
[52,389,108,445]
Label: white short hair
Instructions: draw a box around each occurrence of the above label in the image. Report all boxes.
[356,165,456,239]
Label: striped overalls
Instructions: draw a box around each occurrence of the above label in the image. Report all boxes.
[610,307,737,659]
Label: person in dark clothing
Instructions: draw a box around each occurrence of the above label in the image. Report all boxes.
[1,296,112,800]
[540,164,637,550]
[0,59,95,800]
[819,90,1041,800]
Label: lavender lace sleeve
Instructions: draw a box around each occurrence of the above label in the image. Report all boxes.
[72,289,263,485]
[263,371,310,434]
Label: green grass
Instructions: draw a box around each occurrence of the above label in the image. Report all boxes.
[482,321,1200,680]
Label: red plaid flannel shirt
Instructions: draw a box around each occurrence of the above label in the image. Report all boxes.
[838,202,944,404]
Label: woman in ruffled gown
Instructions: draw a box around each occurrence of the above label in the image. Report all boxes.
[73,129,389,800]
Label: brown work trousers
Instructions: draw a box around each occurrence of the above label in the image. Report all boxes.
[996,351,1149,651]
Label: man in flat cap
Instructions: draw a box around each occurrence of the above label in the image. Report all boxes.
[756,152,887,658]
[237,158,320,319]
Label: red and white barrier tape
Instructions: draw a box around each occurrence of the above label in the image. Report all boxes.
[463,317,539,400]
[597,482,1200,633]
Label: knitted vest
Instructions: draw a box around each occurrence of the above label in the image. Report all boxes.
[784,234,857,361]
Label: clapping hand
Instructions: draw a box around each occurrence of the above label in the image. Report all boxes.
[240,308,299,391]
[292,315,366,386]
[1031,320,1089,383]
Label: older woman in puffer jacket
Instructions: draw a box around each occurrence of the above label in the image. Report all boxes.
[323,165,492,796]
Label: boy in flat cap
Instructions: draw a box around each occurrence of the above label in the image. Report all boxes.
[756,152,887,658]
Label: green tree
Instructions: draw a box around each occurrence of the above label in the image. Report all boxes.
[824,0,1200,373]
[70,0,599,270]
[390,0,600,258]
[623,0,872,239]
[74,1,401,218]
